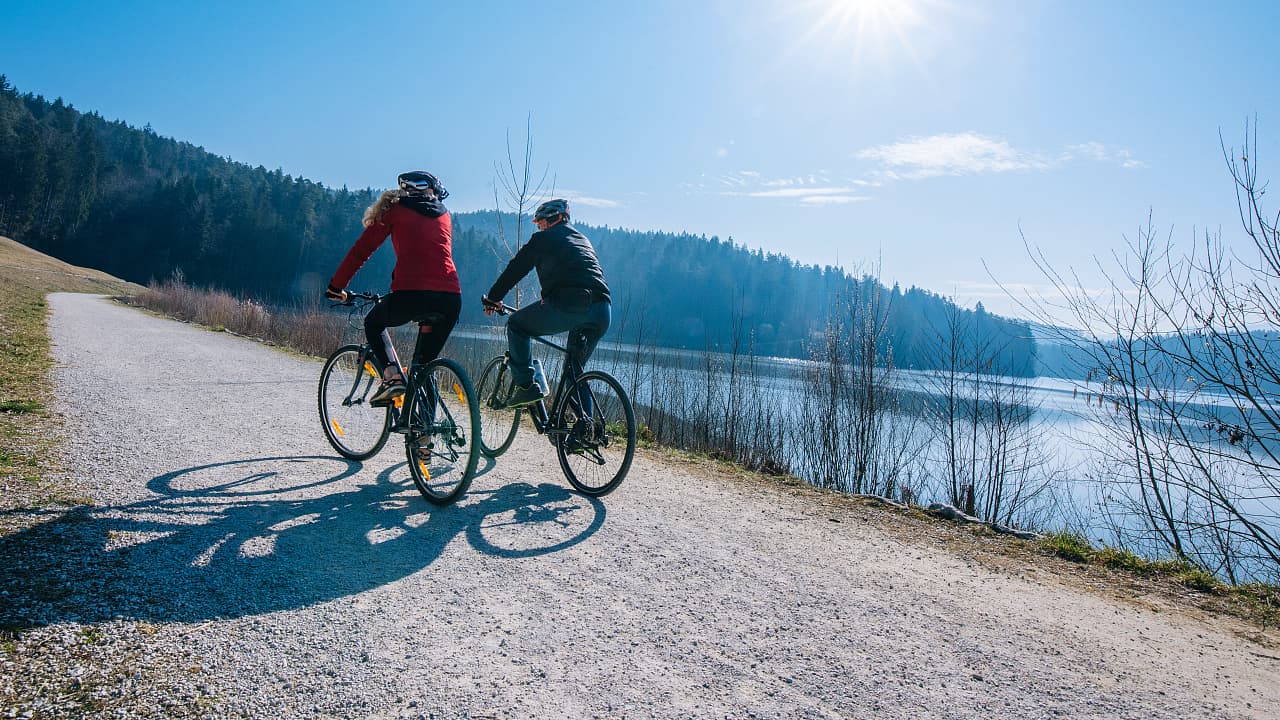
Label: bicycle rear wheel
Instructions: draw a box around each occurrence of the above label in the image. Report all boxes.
[555,370,636,496]
[319,344,391,460]
[405,358,481,505]
[475,355,521,457]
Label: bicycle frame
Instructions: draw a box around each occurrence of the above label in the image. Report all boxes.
[322,291,482,504]
[334,298,443,435]
[521,333,590,444]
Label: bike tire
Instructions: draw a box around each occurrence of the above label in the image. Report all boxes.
[554,370,636,497]
[318,344,391,460]
[475,355,521,458]
[405,357,481,505]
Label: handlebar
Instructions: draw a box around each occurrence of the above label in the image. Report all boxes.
[482,297,518,316]
[329,290,383,308]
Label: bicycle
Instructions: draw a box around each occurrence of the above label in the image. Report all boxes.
[474,301,636,496]
[317,292,481,505]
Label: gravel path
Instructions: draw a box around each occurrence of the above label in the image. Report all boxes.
[2,292,1277,719]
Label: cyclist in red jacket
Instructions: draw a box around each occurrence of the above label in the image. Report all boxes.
[326,171,461,406]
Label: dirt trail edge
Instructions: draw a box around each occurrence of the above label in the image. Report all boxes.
[9,292,1277,719]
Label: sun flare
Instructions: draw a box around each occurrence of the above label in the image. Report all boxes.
[822,0,924,35]
[789,0,932,71]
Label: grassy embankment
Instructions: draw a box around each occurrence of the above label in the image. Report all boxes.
[0,236,142,529]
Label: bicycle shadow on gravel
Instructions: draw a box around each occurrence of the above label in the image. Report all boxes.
[0,454,605,630]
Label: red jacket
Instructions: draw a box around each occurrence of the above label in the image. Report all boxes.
[329,203,461,294]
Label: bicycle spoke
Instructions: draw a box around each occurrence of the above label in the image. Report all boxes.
[556,371,635,496]
[406,358,480,505]
[319,345,391,460]
[476,355,521,457]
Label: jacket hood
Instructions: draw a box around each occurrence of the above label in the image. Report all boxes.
[400,195,448,219]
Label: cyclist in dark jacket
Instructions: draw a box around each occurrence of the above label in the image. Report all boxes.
[326,170,461,407]
[482,199,611,407]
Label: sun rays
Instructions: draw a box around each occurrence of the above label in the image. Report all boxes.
[782,0,942,76]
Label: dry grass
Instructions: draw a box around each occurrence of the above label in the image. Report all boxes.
[126,274,354,359]
[0,236,142,530]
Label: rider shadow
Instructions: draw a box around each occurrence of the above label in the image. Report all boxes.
[0,454,605,630]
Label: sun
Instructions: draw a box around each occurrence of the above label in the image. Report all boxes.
[820,0,924,37]
[788,0,932,70]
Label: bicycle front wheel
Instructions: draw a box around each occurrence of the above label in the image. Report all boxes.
[475,355,521,457]
[554,370,636,497]
[405,358,481,505]
[319,344,391,460]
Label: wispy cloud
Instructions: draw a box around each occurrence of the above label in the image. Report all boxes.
[1063,142,1147,169]
[799,195,869,205]
[559,190,621,208]
[857,133,1146,179]
[714,171,869,206]
[857,133,1051,178]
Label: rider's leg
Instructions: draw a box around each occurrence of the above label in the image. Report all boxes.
[506,300,574,387]
[566,301,612,421]
[404,293,461,414]
[364,293,422,380]
[567,300,612,367]
[367,293,447,406]
[408,292,462,367]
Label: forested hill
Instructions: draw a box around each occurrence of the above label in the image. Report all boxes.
[0,76,1035,374]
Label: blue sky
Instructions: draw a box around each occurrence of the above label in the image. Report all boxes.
[2,0,1277,320]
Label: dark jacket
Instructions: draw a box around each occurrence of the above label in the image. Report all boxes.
[486,222,610,305]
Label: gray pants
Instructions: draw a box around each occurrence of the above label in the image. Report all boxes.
[507,299,611,387]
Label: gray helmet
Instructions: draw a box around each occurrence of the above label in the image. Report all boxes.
[397,170,448,199]
[533,198,569,222]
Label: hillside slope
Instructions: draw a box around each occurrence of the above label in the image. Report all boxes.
[0,236,142,521]
[0,235,142,296]
[1,82,1036,371]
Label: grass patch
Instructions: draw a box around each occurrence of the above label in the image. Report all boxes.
[0,235,141,528]
[1044,531,1093,563]
[1155,560,1224,593]
[637,424,656,444]
[1097,545,1150,573]
[0,399,44,413]
[1038,532,1242,597]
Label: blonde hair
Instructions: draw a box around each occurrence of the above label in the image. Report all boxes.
[362,186,440,227]
[363,189,402,227]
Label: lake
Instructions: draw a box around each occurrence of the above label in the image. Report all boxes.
[443,325,1278,582]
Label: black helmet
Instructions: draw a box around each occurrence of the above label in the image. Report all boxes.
[397,170,448,199]
[533,198,569,222]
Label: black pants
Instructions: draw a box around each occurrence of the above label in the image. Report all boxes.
[364,290,461,372]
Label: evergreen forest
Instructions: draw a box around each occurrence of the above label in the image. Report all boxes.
[0,76,1037,375]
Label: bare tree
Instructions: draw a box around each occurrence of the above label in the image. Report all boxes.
[796,270,924,500]
[491,115,551,307]
[1019,122,1280,583]
[922,299,1056,526]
